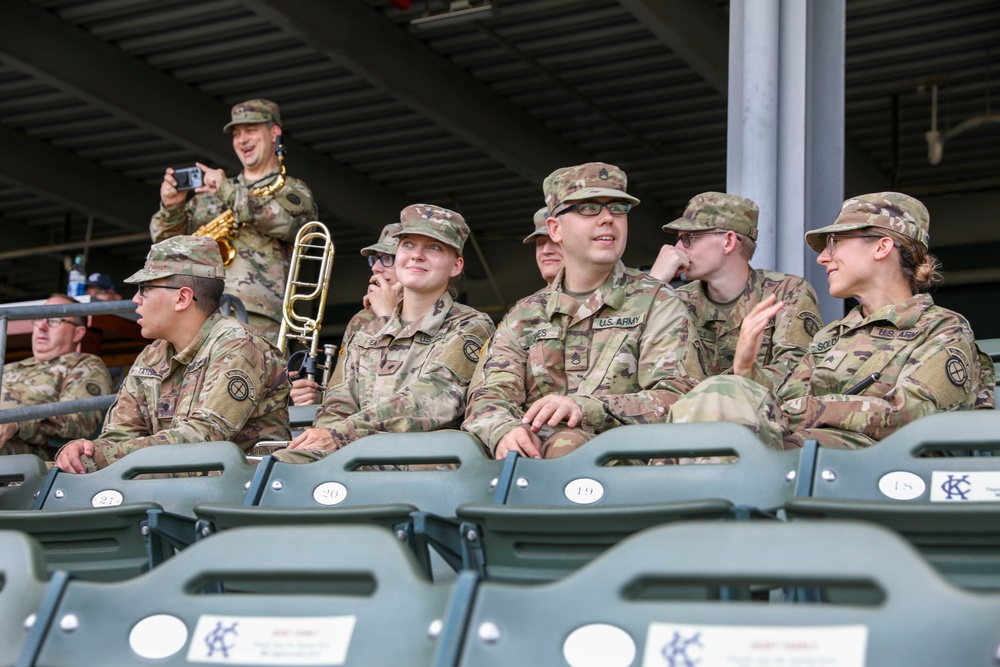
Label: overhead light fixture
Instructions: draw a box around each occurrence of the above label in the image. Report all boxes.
[925,83,1000,165]
[411,1,495,28]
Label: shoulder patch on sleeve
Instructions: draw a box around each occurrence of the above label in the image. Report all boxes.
[463,334,484,363]
[797,311,821,337]
[275,188,310,215]
[945,347,971,389]
[86,381,102,396]
[225,369,256,402]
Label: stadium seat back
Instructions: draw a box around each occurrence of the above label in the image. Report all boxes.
[39,441,254,516]
[787,411,1000,590]
[454,521,1000,666]
[502,422,797,509]
[0,531,49,667]
[0,454,48,511]
[254,431,501,517]
[29,525,458,667]
[0,503,164,582]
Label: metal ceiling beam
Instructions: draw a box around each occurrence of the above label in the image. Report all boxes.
[0,123,153,232]
[238,0,674,247]
[616,0,888,192]
[616,0,729,94]
[0,0,406,235]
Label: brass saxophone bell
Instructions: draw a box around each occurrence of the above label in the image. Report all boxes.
[216,238,237,267]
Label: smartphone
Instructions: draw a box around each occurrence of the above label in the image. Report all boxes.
[173,166,204,191]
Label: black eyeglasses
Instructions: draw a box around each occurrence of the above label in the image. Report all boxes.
[677,231,728,248]
[31,317,82,328]
[136,284,187,298]
[559,201,632,217]
[823,234,901,256]
[367,254,395,268]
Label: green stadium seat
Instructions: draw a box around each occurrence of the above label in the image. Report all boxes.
[0,454,49,511]
[453,520,1000,666]
[786,411,1000,590]
[194,432,506,578]
[24,525,470,667]
[0,531,50,667]
[0,442,255,581]
[451,422,801,583]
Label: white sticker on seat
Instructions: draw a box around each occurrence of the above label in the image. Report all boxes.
[877,471,926,500]
[188,615,356,665]
[564,478,604,505]
[642,623,867,666]
[930,471,1000,502]
[563,623,635,667]
[91,489,124,507]
[130,614,188,659]
[313,482,348,506]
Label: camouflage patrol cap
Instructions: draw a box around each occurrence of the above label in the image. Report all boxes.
[805,192,930,252]
[663,192,759,240]
[523,207,551,244]
[360,223,401,257]
[393,204,470,254]
[222,99,282,132]
[124,236,226,284]
[543,162,640,215]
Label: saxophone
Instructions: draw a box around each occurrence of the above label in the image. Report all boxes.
[193,137,287,267]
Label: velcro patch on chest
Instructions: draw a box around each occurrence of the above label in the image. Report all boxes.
[594,315,644,329]
[131,367,161,378]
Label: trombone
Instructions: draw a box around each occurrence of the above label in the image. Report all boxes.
[278,221,336,387]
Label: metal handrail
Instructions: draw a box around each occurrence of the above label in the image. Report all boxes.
[1,296,248,432]
[0,299,139,390]
[0,395,116,426]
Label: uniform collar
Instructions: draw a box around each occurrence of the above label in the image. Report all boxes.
[547,261,627,321]
[840,293,932,333]
[384,293,455,340]
[172,312,221,365]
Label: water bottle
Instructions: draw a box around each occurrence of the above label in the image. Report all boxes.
[67,255,86,297]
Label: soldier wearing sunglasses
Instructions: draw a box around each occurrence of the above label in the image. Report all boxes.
[1,294,112,459]
[651,192,822,387]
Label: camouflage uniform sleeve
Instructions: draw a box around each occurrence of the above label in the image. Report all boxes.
[572,293,706,430]
[746,277,822,388]
[92,338,275,466]
[317,316,494,447]
[783,322,984,441]
[216,176,317,243]
[462,315,538,453]
[17,355,112,443]
[150,199,195,242]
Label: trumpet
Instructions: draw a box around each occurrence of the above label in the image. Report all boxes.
[278,221,336,386]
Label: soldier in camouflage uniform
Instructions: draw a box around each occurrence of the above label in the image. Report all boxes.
[290,223,402,405]
[525,206,564,285]
[463,163,704,459]
[151,99,318,341]
[1,295,112,459]
[669,192,995,449]
[651,192,822,386]
[54,236,290,473]
[275,205,495,463]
